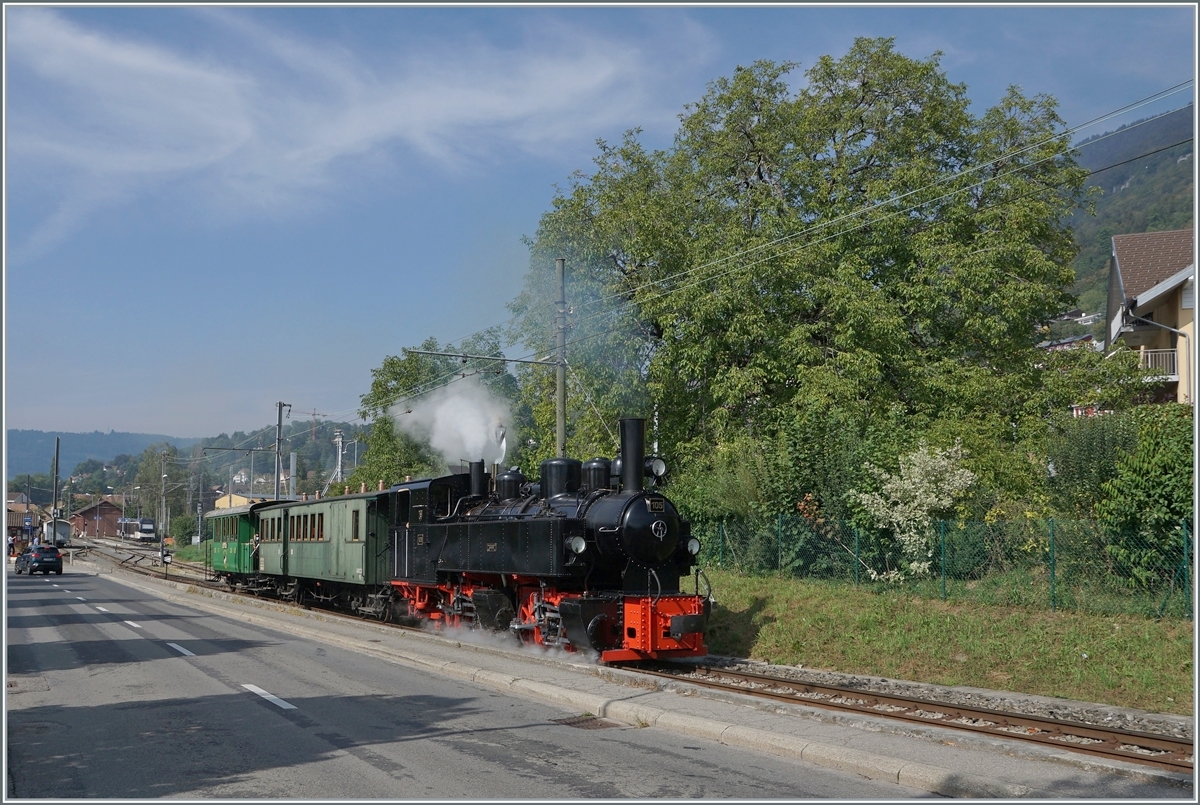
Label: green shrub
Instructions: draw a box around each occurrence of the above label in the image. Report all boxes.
[1097,404,1194,587]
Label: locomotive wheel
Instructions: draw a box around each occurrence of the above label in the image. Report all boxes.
[516,592,543,647]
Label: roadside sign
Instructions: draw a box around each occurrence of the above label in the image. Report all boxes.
[23,516,32,527]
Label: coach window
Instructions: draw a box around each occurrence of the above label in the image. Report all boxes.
[352,509,360,541]
[318,513,324,541]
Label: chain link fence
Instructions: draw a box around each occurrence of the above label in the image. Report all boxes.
[691,515,1193,619]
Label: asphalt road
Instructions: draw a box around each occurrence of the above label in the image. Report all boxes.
[6,567,926,799]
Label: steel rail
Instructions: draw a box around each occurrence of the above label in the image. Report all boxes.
[640,664,1192,774]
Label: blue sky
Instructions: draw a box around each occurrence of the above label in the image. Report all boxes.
[4,4,1196,439]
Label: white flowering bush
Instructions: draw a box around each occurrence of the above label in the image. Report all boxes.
[855,440,976,579]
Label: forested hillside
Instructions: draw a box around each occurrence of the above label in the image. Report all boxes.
[6,429,200,479]
[1068,104,1194,317]
[7,419,365,505]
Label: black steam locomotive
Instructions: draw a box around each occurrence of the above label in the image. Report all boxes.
[208,417,711,663]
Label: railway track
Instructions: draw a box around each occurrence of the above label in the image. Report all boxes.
[73,542,1193,775]
[638,663,1193,774]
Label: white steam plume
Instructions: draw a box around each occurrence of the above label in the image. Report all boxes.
[391,376,509,468]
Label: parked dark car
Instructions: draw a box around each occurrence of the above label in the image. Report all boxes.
[15,545,63,575]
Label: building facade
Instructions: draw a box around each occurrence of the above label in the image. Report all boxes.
[1105,228,1195,404]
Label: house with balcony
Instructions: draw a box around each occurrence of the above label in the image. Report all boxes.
[1104,228,1194,404]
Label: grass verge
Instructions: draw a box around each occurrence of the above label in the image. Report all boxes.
[170,543,207,563]
[703,568,1193,715]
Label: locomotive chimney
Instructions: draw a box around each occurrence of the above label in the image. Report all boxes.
[469,460,486,498]
[619,418,646,492]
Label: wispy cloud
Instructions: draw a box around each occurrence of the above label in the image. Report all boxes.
[6,8,712,257]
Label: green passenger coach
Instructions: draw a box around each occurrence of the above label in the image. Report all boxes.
[207,491,395,616]
[205,503,262,576]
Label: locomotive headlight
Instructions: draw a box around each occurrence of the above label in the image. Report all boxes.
[567,536,587,555]
[645,457,667,479]
[686,538,701,556]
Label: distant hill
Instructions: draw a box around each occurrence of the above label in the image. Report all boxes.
[1067,104,1194,317]
[7,420,370,497]
[6,430,202,478]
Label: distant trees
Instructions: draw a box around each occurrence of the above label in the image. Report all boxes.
[6,473,55,507]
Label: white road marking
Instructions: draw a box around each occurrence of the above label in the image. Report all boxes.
[95,607,109,612]
[76,597,86,601]
[167,643,195,657]
[242,684,297,710]
[124,621,142,629]
[52,584,60,587]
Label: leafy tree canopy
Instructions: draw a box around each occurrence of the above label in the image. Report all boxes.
[509,39,1147,517]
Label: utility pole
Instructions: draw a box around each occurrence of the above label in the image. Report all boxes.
[333,429,344,483]
[275,401,291,500]
[51,437,61,542]
[160,451,167,554]
[555,257,567,458]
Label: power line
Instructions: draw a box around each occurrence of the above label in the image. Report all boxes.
[279,86,1197,423]
[347,127,1195,417]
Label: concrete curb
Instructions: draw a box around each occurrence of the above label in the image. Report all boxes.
[70,562,1162,798]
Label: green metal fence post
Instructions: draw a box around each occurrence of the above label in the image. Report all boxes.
[1049,518,1056,612]
[778,512,783,575]
[1157,522,1190,620]
[1185,519,1192,618]
[719,522,725,568]
[940,520,946,601]
[854,526,860,587]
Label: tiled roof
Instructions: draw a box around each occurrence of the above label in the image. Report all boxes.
[1112,228,1194,301]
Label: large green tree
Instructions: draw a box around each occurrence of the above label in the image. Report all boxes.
[510,39,1146,518]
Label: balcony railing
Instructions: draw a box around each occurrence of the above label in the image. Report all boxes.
[1139,348,1178,377]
